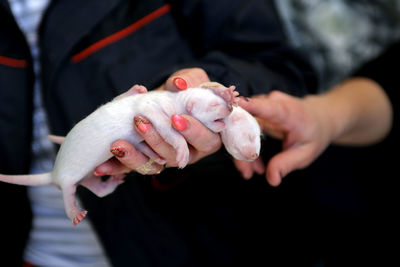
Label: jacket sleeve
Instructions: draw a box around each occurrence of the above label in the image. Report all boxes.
[166,0,318,97]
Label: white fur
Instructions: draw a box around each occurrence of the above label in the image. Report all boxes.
[0,83,260,225]
[221,106,261,161]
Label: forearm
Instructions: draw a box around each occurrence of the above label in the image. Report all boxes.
[305,77,393,146]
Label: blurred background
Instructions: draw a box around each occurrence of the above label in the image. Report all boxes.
[276,0,400,91]
[270,1,399,265]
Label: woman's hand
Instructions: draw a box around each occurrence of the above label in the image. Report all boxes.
[94,68,223,176]
[235,78,393,186]
[235,91,333,186]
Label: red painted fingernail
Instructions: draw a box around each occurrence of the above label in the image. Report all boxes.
[110,146,126,158]
[173,77,187,90]
[171,114,187,131]
[94,171,106,177]
[134,116,151,133]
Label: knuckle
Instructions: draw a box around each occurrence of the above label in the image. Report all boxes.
[189,67,207,76]
[148,136,164,148]
[188,68,209,83]
[268,90,284,100]
[120,157,140,171]
[198,68,208,79]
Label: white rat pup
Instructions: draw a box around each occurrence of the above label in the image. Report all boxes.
[0,82,260,225]
[221,105,261,161]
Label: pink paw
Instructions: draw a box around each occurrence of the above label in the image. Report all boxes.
[114,84,148,100]
[200,83,239,110]
[72,210,88,226]
[130,84,147,94]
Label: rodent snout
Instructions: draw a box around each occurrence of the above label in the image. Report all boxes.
[237,145,259,161]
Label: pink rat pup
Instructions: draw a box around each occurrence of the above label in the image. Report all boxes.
[0,82,260,226]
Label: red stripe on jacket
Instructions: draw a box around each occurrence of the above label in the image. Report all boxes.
[0,56,27,68]
[72,4,171,63]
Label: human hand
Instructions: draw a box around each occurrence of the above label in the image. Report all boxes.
[236,91,334,186]
[155,67,223,165]
[155,67,211,92]
[94,68,222,176]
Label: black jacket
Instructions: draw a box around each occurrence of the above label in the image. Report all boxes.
[0,0,317,265]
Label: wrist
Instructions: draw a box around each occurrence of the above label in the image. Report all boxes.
[302,93,344,144]
[308,78,392,146]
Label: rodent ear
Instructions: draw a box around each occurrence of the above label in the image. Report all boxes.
[200,83,238,111]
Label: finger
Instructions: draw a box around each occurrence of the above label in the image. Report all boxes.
[257,120,286,140]
[111,140,164,175]
[252,157,265,175]
[101,139,163,175]
[233,156,265,180]
[265,143,315,187]
[135,142,167,165]
[163,68,210,92]
[94,157,131,176]
[134,115,178,165]
[238,91,293,125]
[171,114,221,163]
[233,159,254,180]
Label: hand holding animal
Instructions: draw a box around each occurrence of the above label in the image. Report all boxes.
[0,82,261,225]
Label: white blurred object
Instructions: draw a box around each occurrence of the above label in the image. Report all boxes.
[276,0,400,91]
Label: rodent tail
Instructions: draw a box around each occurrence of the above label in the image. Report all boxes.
[0,172,52,186]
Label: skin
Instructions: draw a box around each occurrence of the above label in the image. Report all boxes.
[236,77,393,186]
[95,68,224,175]
[0,80,254,225]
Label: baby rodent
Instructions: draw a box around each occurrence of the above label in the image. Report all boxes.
[0,82,260,225]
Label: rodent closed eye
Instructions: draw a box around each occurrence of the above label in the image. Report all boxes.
[206,101,222,112]
[242,133,255,142]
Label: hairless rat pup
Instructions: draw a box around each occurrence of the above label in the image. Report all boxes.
[0,82,260,225]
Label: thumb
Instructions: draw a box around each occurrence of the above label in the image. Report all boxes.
[266,143,315,186]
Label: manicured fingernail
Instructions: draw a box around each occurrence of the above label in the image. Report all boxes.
[171,114,187,131]
[94,171,106,177]
[173,77,187,90]
[134,116,151,133]
[110,146,126,158]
